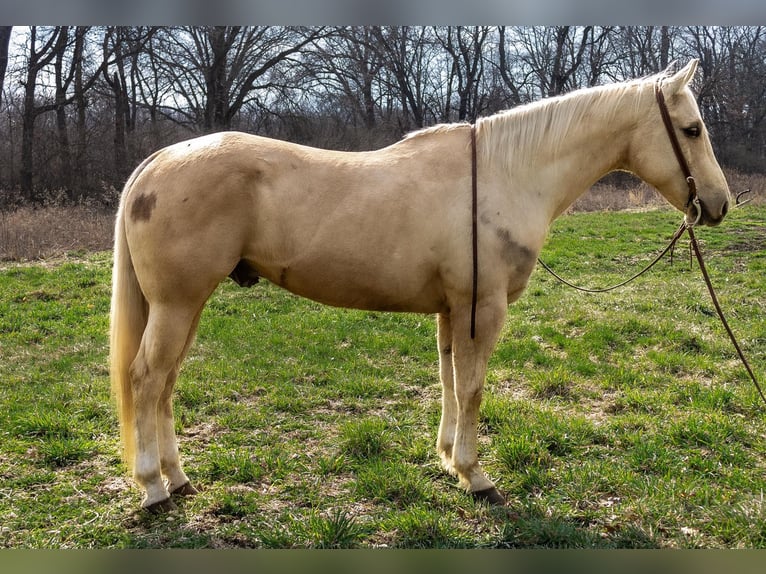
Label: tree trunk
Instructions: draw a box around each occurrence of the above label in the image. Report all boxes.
[73,29,88,199]
[205,26,235,131]
[54,27,72,195]
[112,72,128,179]
[20,27,68,202]
[0,26,11,111]
[659,26,670,70]
[20,103,36,201]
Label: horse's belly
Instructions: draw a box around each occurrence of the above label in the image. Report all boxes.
[261,261,447,314]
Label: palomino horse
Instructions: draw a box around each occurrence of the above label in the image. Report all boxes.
[110,59,730,512]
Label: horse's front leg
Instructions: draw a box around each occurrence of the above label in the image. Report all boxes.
[436,312,457,472]
[447,296,507,505]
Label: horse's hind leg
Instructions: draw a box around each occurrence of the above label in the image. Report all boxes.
[131,304,200,512]
[158,309,204,498]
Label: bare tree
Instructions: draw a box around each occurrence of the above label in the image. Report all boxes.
[0,27,11,111]
[373,26,435,130]
[153,26,323,132]
[612,26,675,79]
[52,26,90,196]
[683,26,766,170]
[582,27,617,86]
[509,26,594,98]
[20,27,61,199]
[309,26,384,131]
[436,26,491,122]
[496,26,528,105]
[102,26,157,180]
[16,27,108,200]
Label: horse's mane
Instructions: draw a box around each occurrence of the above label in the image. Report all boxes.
[403,122,470,141]
[399,71,665,173]
[476,75,656,172]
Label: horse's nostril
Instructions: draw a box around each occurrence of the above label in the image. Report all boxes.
[721,201,729,217]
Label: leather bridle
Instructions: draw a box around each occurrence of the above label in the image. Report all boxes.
[654,80,703,226]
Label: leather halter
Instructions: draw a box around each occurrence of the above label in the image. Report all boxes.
[654,81,702,224]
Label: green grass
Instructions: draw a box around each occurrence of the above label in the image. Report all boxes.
[1,206,766,548]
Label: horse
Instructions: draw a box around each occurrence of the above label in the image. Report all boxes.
[110,59,730,512]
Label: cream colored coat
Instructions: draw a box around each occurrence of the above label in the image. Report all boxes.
[111,60,730,511]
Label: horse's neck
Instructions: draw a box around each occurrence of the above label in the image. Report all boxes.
[490,83,649,222]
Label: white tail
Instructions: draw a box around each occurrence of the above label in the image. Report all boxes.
[109,158,155,472]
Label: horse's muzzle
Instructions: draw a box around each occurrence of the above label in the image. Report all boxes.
[691,196,729,227]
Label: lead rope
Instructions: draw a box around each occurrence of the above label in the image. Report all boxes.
[537,222,687,294]
[685,223,766,407]
[536,76,766,407]
[470,124,478,339]
[655,77,766,407]
[539,218,766,408]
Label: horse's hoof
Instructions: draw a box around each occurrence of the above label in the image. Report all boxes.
[143,497,177,514]
[471,487,506,506]
[170,482,199,497]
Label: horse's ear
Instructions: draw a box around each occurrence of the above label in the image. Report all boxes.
[662,60,679,75]
[661,59,699,95]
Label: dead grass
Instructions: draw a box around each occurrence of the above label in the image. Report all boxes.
[0,205,114,262]
[573,169,766,213]
[571,180,665,212]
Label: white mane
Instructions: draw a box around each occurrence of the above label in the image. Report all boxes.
[475,75,656,172]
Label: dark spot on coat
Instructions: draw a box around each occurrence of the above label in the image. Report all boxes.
[229,260,260,288]
[442,345,452,356]
[495,228,536,271]
[130,191,157,222]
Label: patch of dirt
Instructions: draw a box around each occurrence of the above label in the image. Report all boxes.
[720,229,766,254]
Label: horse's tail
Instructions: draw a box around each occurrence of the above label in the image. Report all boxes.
[109,154,156,472]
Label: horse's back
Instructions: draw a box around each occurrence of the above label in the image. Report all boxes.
[122,130,472,313]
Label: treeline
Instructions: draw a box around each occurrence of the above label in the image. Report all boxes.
[0,26,764,206]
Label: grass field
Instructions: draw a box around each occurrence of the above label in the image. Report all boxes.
[1,204,765,548]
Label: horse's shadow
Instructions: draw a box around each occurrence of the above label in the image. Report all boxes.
[121,490,659,549]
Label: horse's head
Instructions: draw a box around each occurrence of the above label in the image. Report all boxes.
[627,59,730,226]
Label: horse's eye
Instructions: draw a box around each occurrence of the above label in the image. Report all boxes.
[683,125,701,138]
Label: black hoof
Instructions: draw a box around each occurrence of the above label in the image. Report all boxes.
[143,497,177,514]
[471,487,506,506]
[170,482,199,497]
